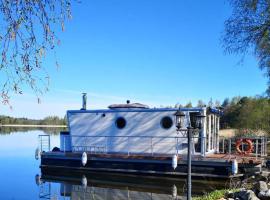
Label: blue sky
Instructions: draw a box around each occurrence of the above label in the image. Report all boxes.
[1,0,268,119]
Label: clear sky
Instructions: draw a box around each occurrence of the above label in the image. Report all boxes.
[1,0,268,119]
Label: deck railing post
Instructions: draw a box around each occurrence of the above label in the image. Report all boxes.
[264,137,267,156]
[228,139,231,155]
[222,138,225,154]
[201,136,206,157]
[263,136,265,156]
[176,137,179,156]
[263,137,266,156]
[48,135,50,151]
[204,136,207,156]
[262,137,264,156]
[64,135,66,153]
[264,137,266,156]
[151,137,153,156]
[256,139,258,160]
[127,137,130,156]
[106,136,108,153]
[261,137,263,157]
[39,136,42,152]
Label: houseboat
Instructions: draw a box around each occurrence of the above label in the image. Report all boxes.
[38,94,266,178]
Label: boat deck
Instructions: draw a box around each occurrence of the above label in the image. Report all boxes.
[43,151,263,164]
[40,151,263,178]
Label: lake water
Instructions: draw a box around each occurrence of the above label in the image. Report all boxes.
[0,128,229,200]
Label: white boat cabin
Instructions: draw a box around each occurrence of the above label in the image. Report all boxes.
[62,101,221,156]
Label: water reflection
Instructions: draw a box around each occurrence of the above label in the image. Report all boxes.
[0,126,66,135]
[0,129,232,199]
[37,170,229,200]
[0,129,63,199]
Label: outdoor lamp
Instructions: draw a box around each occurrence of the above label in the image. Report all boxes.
[195,113,206,129]
[175,110,185,131]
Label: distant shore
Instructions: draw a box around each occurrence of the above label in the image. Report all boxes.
[0,124,67,128]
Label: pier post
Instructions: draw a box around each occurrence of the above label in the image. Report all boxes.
[187,127,192,200]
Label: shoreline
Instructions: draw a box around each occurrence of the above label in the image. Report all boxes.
[0,124,67,128]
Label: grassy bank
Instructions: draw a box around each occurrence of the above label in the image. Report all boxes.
[193,189,239,200]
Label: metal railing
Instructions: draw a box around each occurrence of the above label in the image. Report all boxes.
[39,135,50,152]
[66,135,199,156]
[38,134,269,158]
[39,134,205,156]
[219,136,268,158]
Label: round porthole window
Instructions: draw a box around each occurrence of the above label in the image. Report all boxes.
[161,116,173,129]
[115,117,126,129]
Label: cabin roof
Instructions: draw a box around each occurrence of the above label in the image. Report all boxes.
[67,107,207,114]
[67,107,222,116]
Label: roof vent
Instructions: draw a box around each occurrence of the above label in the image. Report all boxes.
[108,102,149,109]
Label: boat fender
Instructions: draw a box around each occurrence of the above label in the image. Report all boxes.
[35,174,42,186]
[52,147,60,152]
[172,154,178,170]
[81,152,87,166]
[81,175,87,188]
[35,147,41,160]
[232,159,238,175]
[172,184,177,198]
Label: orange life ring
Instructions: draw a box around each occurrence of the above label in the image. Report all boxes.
[236,139,253,155]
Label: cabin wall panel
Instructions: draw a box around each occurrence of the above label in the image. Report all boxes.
[66,108,214,155]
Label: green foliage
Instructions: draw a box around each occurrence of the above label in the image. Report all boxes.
[222,98,230,108]
[194,189,239,200]
[0,0,73,105]
[223,0,270,95]
[185,102,193,108]
[194,189,227,200]
[221,96,270,133]
[197,100,206,107]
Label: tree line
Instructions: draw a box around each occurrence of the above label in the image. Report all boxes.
[219,96,270,133]
[0,115,66,126]
[170,96,270,133]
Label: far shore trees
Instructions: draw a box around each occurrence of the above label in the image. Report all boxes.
[0,115,66,125]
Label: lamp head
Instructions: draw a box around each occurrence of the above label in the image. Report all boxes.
[195,113,206,129]
[175,110,185,130]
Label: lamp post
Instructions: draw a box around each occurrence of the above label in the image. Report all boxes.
[175,110,205,200]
